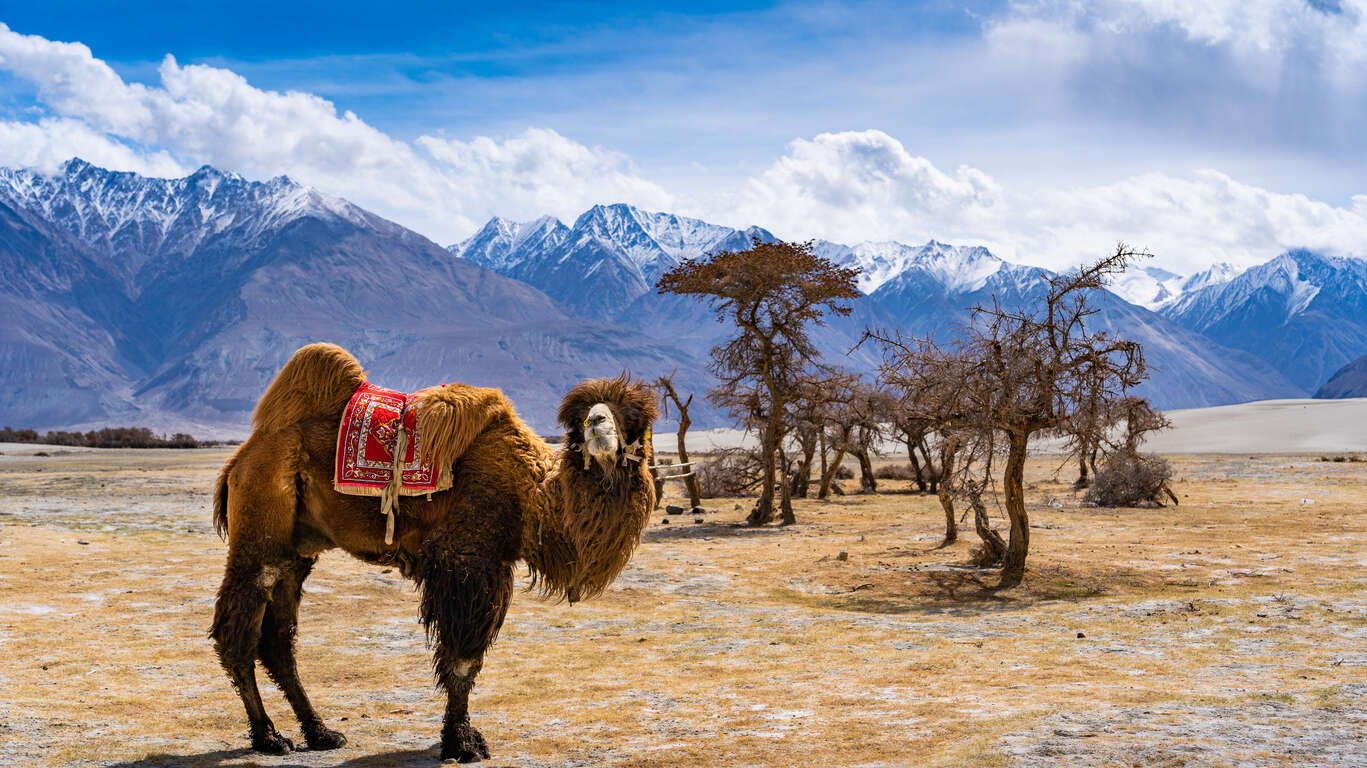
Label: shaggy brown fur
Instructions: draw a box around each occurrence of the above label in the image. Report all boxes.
[210,344,657,762]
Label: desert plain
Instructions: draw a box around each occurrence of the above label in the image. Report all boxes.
[2,421,1366,766]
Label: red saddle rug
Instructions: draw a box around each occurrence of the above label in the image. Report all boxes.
[334,383,453,542]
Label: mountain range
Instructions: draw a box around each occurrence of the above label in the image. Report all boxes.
[2,159,1361,436]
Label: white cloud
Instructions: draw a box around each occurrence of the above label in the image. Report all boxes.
[994,0,1367,66]
[0,24,1364,278]
[721,130,1367,275]
[728,130,1001,245]
[0,23,671,243]
[0,118,186,177]
[417,128,674,226]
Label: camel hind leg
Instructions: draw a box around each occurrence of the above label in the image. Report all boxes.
[209,433,305,754]
[211,550,295,754]
[257,554,347,750]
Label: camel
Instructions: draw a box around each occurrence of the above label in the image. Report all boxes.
[209,343,657,761]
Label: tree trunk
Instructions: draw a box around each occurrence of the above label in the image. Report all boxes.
[937,439,958,545]
[917,438,938,494]
[792,440,814,498]
[817,432,829,496]
[999,430,1031,587]
[778,461,796,526]
[747,414,782,526]
[675,410,701,508]
[857,449,877,493]
[818,447,846,499]
[970,490,1005,565]
[1074,439,1092,488]
[906,438,927,492]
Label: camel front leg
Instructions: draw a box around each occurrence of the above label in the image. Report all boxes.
[418,553,513,763]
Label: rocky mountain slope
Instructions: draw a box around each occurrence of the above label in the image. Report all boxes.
[1161,250,1367,393]
[3,160,1348,434]
[1315,353,1367,399]
[453,209,1303,410]
[0,161,707,433]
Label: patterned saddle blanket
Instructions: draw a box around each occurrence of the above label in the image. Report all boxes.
[334,382,453,542]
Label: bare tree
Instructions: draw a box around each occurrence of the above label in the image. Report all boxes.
[658,239,860,526]
[870,245,1151,587]
[653,372,702,509]
[784,370,854,498]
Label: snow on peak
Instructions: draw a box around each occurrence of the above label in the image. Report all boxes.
[453,215,570,271]
[1110,265,1186,309]
[0,159,354,277]
[829,239,1003,293]
[1179,262,1238,294]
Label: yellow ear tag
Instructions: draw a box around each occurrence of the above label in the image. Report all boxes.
[645,429,652,440]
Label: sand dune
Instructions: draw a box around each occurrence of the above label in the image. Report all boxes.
[682,398,1367,456]
[1144,398,1367,454]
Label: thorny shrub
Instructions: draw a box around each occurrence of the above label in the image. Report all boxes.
[696,449,764,498]
[1084,450,1174,507]
[873,463,916,480]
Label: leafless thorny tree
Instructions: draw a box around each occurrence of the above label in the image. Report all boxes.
[652,372,703,509]
[868,244,1152,587]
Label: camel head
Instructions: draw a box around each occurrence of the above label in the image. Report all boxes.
[558,374,659,474]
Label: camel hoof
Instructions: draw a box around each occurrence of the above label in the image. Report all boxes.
[305,726,348,750]
[251,729,295,754]
[441,724,490,762]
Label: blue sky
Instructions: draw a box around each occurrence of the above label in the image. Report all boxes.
[0,1,1364,273]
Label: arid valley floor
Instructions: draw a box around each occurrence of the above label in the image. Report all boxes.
[1,445,1365,767]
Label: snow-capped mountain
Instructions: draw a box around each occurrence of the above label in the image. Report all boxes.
[451,204,774,319]
[1161,250,1367,392]
[452,204,1303,409]
[1105,262,1240,309]
[862,257,1299,407]
[815,239,1004,294]
[0,161,710,433]
[4,160,1346,433]
[0,159,379,293]
[1109,265,1185,309]
[1178,262,1238,294]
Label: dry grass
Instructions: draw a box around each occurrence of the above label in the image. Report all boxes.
[1,448,1365,767]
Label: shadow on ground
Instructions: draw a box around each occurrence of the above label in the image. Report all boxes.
[103,746,462,768]
[779,561,1160,619]
[644,520,789,541]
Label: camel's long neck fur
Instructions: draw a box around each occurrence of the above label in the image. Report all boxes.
[521,444,654,603]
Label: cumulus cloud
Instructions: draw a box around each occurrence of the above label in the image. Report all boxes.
[727,130,1000,245]
[0,23,671,243]
[980,0,1367,152]
[0,117,186,177]
[416,128,674,225]
[0,24,1364,277]
[723,130,1367,274]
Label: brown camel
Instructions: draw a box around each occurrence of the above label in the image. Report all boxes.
[209,343,657,761]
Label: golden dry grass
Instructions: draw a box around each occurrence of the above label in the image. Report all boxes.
[1,448,1365,767]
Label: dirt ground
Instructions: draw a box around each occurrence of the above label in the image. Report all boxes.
[1,447,1364,767]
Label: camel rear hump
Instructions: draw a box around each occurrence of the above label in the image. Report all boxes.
[252,343,367,431]
[414,383,515,465]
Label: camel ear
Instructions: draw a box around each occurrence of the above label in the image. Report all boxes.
[616,382,659,446]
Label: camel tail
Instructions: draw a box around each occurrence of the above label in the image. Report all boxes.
[251,343,366,431]
[212,460,231,539]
